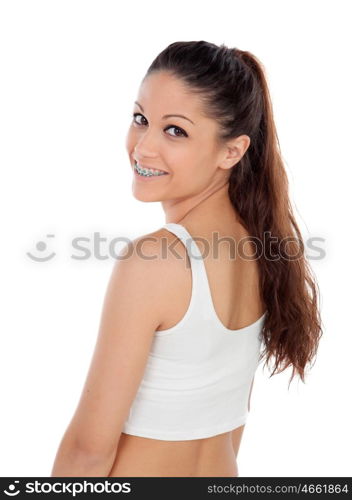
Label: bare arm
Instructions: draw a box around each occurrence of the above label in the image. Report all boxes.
[50,440,117,477]
[51,235,168,476]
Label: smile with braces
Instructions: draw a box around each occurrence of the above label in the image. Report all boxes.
[134,161,168,177]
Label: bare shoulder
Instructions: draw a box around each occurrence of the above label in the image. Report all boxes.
[102,227,179,330]
[118,226,186,281]
[125,226,190,275]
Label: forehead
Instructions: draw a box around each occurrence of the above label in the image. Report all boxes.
[136,71,204,116]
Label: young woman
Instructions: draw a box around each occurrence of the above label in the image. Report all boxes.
[51,41,322,477]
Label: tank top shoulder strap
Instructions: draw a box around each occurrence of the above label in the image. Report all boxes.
[162,222,215,317]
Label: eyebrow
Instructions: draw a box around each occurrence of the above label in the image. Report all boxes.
[134,101,195,125]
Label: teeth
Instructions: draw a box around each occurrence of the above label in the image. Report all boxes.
[134,161,168,176]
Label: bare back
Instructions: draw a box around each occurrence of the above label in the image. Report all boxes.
[109,216,265,477]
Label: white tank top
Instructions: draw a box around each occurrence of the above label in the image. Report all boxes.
[122,222,267,441]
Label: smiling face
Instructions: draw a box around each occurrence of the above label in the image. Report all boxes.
[125,71,249,203]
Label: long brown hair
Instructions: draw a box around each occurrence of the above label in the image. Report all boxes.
[145,41,323,387]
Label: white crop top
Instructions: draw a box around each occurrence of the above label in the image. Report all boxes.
[122,222,267,441]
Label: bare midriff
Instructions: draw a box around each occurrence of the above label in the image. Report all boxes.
[108,426,244,477]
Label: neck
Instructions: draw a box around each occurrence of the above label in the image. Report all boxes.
[162,181,236,226]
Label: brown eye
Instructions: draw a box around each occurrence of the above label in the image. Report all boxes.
[132,113,147,125]
[132,112,188,138]
[166,126,187,138]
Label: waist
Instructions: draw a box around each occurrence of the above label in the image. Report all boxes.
[109,430,239,477]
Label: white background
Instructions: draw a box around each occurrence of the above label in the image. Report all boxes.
[0,0,351,477]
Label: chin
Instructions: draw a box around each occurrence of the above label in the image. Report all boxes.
[131,188,163,203]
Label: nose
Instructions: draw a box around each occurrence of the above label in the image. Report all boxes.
[133,128,159,160]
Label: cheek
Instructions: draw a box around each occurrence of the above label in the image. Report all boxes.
[125,126,136,153]
[171,150,200,171]
[171,159,208,188]
[175,154,207,178]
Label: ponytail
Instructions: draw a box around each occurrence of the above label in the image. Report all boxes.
[229,49,323,386]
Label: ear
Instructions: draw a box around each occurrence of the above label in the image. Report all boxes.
[218,134,251,170]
